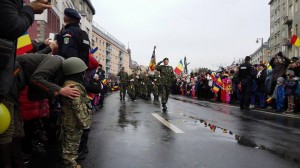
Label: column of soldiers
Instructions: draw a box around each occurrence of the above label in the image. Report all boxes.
[126,69,160,101]
[124,58,176,111]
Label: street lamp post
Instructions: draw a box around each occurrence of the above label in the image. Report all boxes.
[256,38,264,63]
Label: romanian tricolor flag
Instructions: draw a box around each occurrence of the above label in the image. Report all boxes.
[210,73,216,82]
[290,35,300,47]
[216,77,223,87]
[174,59,184,75]
[149,46,156,71]
[16,32,32,56]
[212,85,220,93]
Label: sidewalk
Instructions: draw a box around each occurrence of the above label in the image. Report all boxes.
[170,95,300,119]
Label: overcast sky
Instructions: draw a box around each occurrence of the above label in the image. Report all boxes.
[91,0,270,71]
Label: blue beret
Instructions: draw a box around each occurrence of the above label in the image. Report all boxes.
[64,8,81,20]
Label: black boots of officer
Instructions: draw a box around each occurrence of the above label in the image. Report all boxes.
[0,143,12,168]
[77,128,90,160]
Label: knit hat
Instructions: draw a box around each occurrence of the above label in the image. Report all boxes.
[286,70,295,77]
[277,77,285,84]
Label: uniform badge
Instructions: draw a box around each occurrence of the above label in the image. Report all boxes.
[64,37,70,44]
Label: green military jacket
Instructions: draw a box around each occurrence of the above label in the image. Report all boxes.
[117,71,129,84]
[155,65,175,86]
[61,80,92,129]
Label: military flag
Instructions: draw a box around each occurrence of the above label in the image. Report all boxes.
[16,32,32,55]
[149,46,156,71]
[174,59,184,75]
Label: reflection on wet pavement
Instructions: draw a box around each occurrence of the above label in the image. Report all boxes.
[118,103,139,129]
[186,114,300,163]
[172,96,300,129]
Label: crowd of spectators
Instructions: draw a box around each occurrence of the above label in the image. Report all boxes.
[172,52,300,113]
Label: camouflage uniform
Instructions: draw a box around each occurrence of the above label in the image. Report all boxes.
[152,72,160,100]
[127,74,136,100]
[61,80,92,168]
[155,62,175,108]
[145,75,153,99]
[117,71,129,100]
[134,73,141,98]
[139,73,147,99]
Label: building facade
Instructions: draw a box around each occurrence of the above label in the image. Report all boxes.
[92,22,130,77]
[27,0,95,42]
[71,0,95,41]
[250,42,271,65]
[269,0,300,58]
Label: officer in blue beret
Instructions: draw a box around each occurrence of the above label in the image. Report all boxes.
[57,8,90,66]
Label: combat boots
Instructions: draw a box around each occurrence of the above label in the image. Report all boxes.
[162,104,167,111]
[77,129,90,161]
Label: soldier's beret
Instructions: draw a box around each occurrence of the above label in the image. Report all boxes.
[163,58,169,61]
[64,8,81,20]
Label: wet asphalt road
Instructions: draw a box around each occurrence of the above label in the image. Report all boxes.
[29,92,300,168]
[79,93,300,168]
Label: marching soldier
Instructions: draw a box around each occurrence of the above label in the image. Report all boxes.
[60,57,92,168]
[153,71,160,101]
[156,58,176,111]
[117,67,129,100]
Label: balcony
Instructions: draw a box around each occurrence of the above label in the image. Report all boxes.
[106,55,111,60]
[283,16,292,25]
[106,46,112,52]
[106,62,111,68]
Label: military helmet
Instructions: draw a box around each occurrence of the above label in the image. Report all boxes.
[63,57,88,75]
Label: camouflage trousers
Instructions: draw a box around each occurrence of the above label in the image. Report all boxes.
[62,125,83,168]
[128,84,136,99]
[0,98,24,144]
[160,85,171,104]
[119,83,127,98]
[152,85,159,97]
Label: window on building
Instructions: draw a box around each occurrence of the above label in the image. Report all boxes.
[289,4,293,14]
[86,28,90,35]
[79,2,83,11]
[296,0,299,12]
[96,37,98,43]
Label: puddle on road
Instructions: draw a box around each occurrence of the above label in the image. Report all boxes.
[185,115,300,164]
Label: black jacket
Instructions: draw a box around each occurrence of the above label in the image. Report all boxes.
[57,23,90,66]
[238,62,257,81]
[256,69,267,93]
[0,0,34,96]
[0,0,34,40]
[96,69,106,81]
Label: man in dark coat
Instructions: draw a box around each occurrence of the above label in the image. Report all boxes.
[57,8,90,66]
[256,64,267,108]
[0,0,51,97]
[269,51,291,92]
[237,56,257,110]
